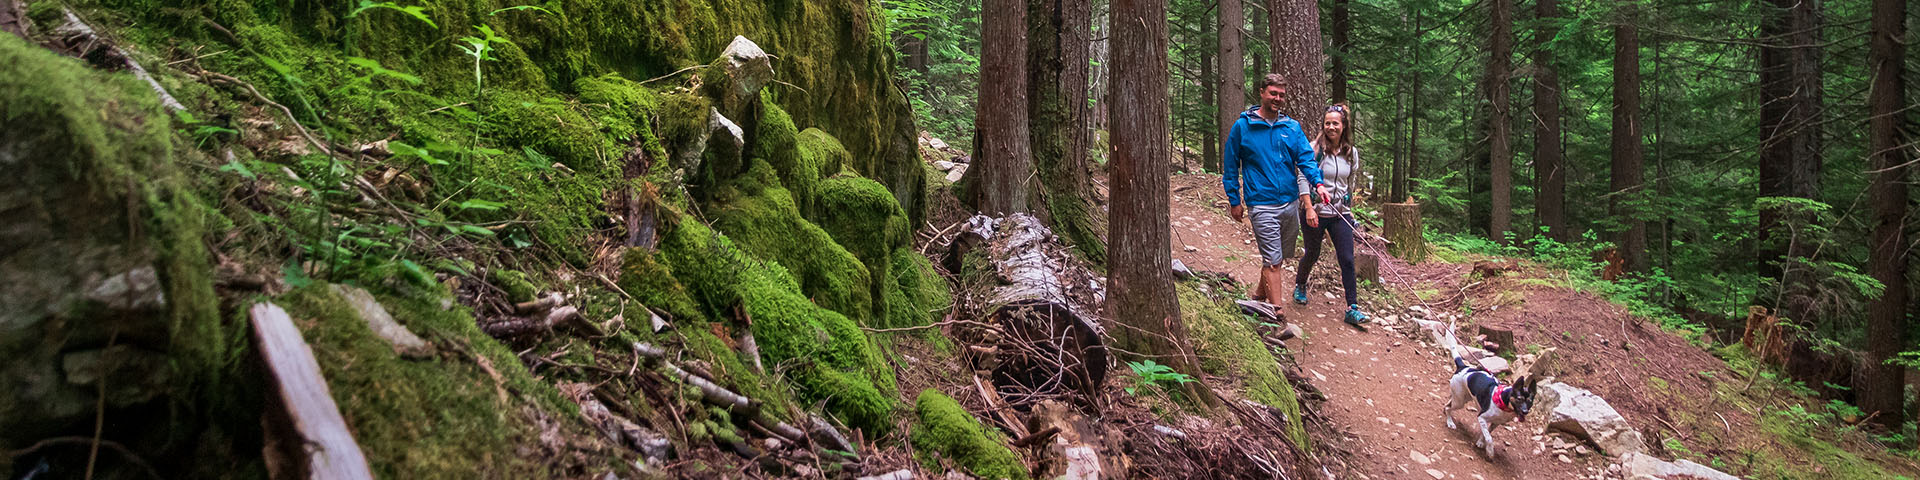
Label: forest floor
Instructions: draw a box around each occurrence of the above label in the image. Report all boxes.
[1160,172,1920,480]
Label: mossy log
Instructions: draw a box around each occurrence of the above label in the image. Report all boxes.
[1382,201,1426,263]
[947,214,1108,404]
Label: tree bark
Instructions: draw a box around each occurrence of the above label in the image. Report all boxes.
[1756,0,1824,321]
[1219,0,1245,175]
[1031,0,1104,263]
[970,0,1033,216]
[1268,0,1329,138]
[1330,0,1350,104]
[1610,1,1647,274]
[1109,0,1214,406]
[1861,0,1908,433]
[1487,0,1514,244]
[1533,0,1566,241]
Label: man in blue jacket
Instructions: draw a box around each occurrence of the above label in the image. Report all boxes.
[1224,73,1332,305]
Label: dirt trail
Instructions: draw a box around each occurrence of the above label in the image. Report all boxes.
[1165,173,1607,480]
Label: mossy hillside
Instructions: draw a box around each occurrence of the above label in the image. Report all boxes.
[86,0,921,217]
[617,247,798,415]
[910,389,1029,480]
[646,215,898,433]
[1177,282,1309,450]
[273,283,578,479]
[0,33,242,462]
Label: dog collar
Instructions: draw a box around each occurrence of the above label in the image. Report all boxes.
[1491,386,1510,412]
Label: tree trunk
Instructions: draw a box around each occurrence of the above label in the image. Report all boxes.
[1109,0,1214,406]
[1533,0,1566,242]
[1610,2,1647,274]
[1384,202,1426,263]
[1390,74,1407,202]
[1031,0,1104,264]
[1201,49,1220,173]
[970,0,1033,216]
[1219,0,1245,176]
[1487,0,1514,244]
[1861,0,1908,433]
[1757,0,1824,322]
[1268,0,1328,137]
[1250,1,1266,94]
[1330,0,1350,104]
[1406,6,1421,203]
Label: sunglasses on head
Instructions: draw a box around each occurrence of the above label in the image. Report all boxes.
[1327,105,1346,113]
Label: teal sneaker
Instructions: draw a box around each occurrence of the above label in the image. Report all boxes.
[1344,305,1370,326]
[1292,285,1309,305]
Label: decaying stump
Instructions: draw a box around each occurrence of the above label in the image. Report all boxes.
[1354,252,1381,284]
[1382,201,1425,263]
[947,214,1109,406]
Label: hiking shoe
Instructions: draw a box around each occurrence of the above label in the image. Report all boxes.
[1344,305,1370,326]
[1292,285,1309,305]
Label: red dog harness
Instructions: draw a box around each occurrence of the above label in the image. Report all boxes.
[1490,385,1510,412]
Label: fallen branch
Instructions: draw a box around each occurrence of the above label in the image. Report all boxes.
[203,71,332,156]
[857,470,914,480]
[54,9,184,112]
[632,342,853,458]
[807,415,858,454]
[481,306,578,338]
[513,292,564,315]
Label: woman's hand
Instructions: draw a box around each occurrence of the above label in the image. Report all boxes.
[1317,184,1335,206]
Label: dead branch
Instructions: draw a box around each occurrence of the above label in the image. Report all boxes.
[53,9,183,112]
[481,306,578,338]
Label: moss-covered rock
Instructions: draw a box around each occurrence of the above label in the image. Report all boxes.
[488,269,538,303]
[708,160,874,321]
[910,389,1029,480]
[1178,283,1309,450]
[887,247,952,328]
[648,215,897,434]
[0,33,237,474]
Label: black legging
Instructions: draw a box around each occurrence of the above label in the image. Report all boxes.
[1297,212,1358,306]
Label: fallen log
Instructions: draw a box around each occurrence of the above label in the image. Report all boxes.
[513,292,564,315]
[947,214,1109,404]
[250,302,374,480]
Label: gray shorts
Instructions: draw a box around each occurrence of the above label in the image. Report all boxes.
[1250,202,1300,266]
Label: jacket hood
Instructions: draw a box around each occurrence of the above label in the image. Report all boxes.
[1239,106,1296,127]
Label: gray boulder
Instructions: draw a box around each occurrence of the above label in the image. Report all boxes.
[1535,381,1647,457]
[1620,452,1742,480]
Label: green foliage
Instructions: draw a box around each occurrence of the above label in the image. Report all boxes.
[1124,360,1195,396]
[349,1,437,28]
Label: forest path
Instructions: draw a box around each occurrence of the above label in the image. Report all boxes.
[1164,173,1607,480]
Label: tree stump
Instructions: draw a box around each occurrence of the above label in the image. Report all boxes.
[1382,202,1425,263]
[1354,252,1381,284]
[1478,325,1516,355]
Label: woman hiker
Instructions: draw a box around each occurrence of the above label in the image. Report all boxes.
[1293,103,1370,327]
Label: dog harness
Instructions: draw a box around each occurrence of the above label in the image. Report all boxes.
[1490,386,1510,412]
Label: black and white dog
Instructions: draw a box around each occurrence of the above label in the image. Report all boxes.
[1417,319,1538,458]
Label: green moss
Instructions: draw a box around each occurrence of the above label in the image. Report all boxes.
[618,248,709,325]
[275,283,561,479]
[489,269,538,303]
[791,127,852,214]
[709,160,874,322]
[812,174,911,324]
[1177,283,1309,450]
[756,100,802,198]
[910,389,1028,480]
[886,247,951,329]
[574,73,668,164]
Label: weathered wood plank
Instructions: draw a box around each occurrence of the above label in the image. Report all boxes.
[250,302,374,480]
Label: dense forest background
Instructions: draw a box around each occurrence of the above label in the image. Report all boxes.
[888,0,1919,436]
